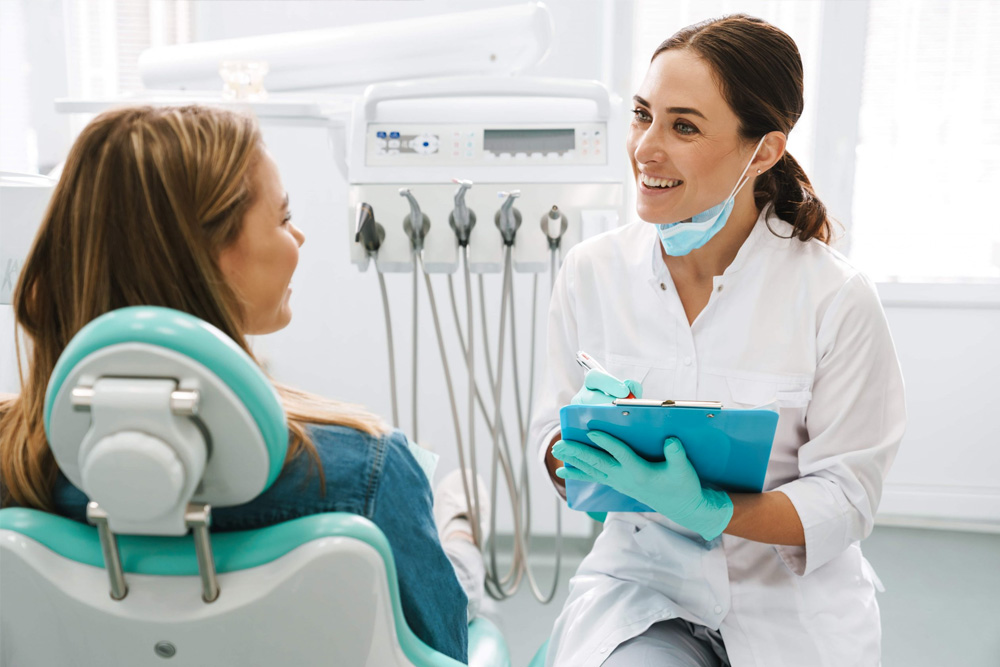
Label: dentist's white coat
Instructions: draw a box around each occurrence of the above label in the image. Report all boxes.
[530,209,906,667]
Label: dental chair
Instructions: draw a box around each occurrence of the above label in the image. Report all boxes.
[0,306,509,667]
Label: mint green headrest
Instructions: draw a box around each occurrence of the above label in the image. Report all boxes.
[43,306,288,490]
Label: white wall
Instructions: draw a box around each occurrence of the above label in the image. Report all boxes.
[877,287,1000,529]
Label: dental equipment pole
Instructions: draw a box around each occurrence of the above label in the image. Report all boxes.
[448,180,486,549]
[400,188,429,441]
[354,203,398,427]
[484,191,522,598]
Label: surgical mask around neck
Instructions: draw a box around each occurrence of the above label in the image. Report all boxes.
[655,136,767,257]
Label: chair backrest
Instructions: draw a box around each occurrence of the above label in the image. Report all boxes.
[0,509,466,667]
[1,306,502,667]
[44,306,288,536]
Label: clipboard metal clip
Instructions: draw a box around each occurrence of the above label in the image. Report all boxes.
[613,398,724,409]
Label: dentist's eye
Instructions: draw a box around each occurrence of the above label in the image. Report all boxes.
[674,120,698,136]
[631,108,652,123]
[281,211,292,226]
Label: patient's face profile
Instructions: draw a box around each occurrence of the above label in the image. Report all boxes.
[218,149,305,335]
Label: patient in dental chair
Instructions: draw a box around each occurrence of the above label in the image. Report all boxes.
[0,105,484,665]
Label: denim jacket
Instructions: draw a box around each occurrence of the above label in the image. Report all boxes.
[52,424,469,664]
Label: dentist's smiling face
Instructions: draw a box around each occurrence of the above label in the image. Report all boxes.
[628,48,757,225]
[218,149,305,335]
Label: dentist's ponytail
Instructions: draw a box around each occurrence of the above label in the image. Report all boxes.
[654,14,835,244]
[757,151,831,243]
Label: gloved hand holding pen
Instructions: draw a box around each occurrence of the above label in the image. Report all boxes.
[552,431,734,541]
[571,369,643,405]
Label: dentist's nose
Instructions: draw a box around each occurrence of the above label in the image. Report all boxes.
[632,126,666,166]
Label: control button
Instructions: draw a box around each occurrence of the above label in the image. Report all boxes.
[387,148,399,155]
[484,152,496,160]
[515,152,527,159]
[376,131,387,139]
[594,129,601,136]
[582,130,590,138]
[411,133,439,155]
[582,149,589,155]
[564,150,575,158]
[499,152,512,159]
[389,131,400,139]
[466,141,474,148]
[452,151,460,157]
[546,152,560,158]
[531,152,543,159]
[375,138,387,148]
[376,147,387,155]
[388,139,400,148]
[683,356,693,366]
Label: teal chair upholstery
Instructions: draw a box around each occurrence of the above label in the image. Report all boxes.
[0,306,510,666]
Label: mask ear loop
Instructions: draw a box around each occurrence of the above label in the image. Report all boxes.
[727,135,768,201]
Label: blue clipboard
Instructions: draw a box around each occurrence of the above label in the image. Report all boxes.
[559,400,779,512]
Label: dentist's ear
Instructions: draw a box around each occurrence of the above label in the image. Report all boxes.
[752,131,788,175]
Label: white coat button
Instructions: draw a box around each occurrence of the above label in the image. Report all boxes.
[684,356,692,366]
[659,282,667,290]
[717,284,724,292]
[714,605,723,614]
[598,646,608,653]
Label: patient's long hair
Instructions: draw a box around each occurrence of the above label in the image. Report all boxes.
[0,105,388,511]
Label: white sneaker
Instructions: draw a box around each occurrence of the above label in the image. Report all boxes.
[433,468,491,544]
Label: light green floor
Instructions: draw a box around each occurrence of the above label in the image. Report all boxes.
[485,525,1000,667]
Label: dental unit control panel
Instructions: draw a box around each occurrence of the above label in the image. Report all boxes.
[348,77,625,274]
[367,125,607,165]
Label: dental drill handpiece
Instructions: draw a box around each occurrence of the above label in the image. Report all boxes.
[399,188,430,252]
[542,205,568,251]
[354,202,385,255]
[398,188,428,440]
[495,190,522,246]
[449,179,476,247]
[355,202,398,427]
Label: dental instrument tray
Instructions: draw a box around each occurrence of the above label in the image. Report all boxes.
[559,400,779,513]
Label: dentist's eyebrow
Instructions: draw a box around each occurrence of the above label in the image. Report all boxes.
[282,193,289,210]
[632,95,707,120]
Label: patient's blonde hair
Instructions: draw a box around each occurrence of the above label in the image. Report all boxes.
[0,105,388,511]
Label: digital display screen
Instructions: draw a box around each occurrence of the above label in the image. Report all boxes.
[483,129,575,154]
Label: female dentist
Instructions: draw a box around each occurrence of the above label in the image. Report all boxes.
[529,14,906,667]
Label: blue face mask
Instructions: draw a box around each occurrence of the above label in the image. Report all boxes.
[655,136,767,257]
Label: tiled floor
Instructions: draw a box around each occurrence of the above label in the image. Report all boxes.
[483,525,1000,667]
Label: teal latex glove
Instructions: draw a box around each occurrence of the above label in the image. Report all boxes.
[571,369,643,405]
[552,431,733,541]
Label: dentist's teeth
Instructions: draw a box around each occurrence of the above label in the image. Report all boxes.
[641,174,682,189]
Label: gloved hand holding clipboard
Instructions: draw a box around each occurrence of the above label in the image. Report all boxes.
[557,398,779,514]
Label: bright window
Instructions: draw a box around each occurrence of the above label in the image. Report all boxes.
[851,0,1000,280]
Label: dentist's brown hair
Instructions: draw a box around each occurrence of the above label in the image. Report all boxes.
[654,14,833,243]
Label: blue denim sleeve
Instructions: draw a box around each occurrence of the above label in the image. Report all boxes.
[371,431,469,664]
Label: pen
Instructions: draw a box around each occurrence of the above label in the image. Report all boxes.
[575,350,636,399]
